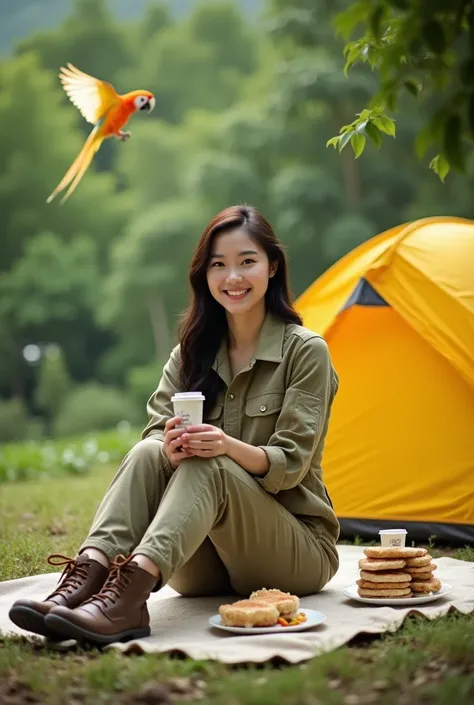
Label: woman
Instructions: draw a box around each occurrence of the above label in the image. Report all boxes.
[9,205,340,645]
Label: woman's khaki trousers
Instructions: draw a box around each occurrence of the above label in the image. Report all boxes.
[79,438,338,596]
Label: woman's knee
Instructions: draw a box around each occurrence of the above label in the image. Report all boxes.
[178,454,252,481]
[124,437,167,473]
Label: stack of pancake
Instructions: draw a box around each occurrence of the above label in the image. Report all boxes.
[357,546,441,598]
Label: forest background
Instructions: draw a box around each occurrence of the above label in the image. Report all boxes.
[2,0,473,443]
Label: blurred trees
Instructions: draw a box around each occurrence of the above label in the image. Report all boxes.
[264,0,474,288]
[34,344,71,435]
[329,0,474,180]
[0,50,123,409]
[1,0,474,440]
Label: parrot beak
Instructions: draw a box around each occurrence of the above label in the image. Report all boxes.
[147,96,156,113]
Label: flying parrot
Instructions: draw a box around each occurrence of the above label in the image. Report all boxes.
[47,63,155,204]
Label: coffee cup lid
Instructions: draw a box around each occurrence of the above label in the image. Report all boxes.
[378,529,407,535]
[171,392,205,401]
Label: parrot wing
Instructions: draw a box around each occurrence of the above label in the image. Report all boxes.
[58,63,120,124]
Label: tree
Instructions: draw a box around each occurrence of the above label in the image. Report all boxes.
[114,120,193,208]
[0,52,124,398]
[329,0,474,180]
[6,0,474,425]
[16,0,134,80]
[0,233,100,327]
[189,1,258,75]
[123,2,259,124]
[0,52,124,273]
[34,344,71,434]
[262,0,474,296]
[0,231,109,395]
[266,0,380,206]
[137,2,172,42]
[16,0,136,173]
[98,200,207,373]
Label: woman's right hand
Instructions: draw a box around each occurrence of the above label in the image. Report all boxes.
[163,416,195,469]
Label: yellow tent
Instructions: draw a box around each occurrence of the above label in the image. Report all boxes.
[296,216,474,543]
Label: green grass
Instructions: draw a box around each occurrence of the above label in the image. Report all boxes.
[0,428,138,482]
[1,465,473,705]
[0,465,117,580]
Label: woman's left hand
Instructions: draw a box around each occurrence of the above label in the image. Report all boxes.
[180,424,229,458]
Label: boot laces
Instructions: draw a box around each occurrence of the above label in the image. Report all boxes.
[46,553,90,599]
[82,554,135,608]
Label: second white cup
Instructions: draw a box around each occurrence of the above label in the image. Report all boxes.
[379,529,407,548]
[171,392,205,428]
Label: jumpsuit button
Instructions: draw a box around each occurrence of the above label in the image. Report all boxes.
[228,393,235,400]
[259,404,267,412]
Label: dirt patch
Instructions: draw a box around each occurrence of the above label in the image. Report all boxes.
[0,676,42,705]
[121,677,207,704]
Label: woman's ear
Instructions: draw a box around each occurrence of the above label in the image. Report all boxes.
[269,261,278,278]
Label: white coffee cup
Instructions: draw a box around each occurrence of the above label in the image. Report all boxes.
[171,392,205,428]
[379,529,407,548]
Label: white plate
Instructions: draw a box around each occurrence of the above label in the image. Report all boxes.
[343,582,454,606]
[208,608,327,634]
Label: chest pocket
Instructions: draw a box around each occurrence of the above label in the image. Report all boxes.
[245,393,284,417]
[244,392,285,446]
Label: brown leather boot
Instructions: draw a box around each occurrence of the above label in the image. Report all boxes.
[44,554,157,645]
[8,553,109,638]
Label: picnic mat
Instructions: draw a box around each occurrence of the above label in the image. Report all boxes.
[1,545,473,664]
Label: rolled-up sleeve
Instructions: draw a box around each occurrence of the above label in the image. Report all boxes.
[141,344,181,442]
[256,336,335,494]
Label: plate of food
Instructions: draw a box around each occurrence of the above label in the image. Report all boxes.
[209,588,326,634]
[345,544,454,606]
[343,582,454,606]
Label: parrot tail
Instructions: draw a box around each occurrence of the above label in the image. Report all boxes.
[46,126,104,204]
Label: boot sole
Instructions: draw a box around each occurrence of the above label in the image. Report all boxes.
[9,606,58,639]
[45,613,151,645]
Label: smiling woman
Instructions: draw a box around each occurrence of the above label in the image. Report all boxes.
[9,205,340,648]
[179,206,300,412]
[209,243,265,303]
[208,237,274,315]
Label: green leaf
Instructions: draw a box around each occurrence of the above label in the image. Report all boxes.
[351,132,366,158]
[429,154,450,182]
[442,115,465,172]
[326,136,340,149]
[373,114,396,136]
[403,79,421,97]
[365,122,383,148]
[422,21,446,55]
[344,43,364,75]
[334,2,370,41]
[338,130,355,152]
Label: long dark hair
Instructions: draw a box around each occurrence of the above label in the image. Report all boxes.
[178,205,303,413]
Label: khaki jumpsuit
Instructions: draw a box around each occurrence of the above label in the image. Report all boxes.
[79,314,340,596]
